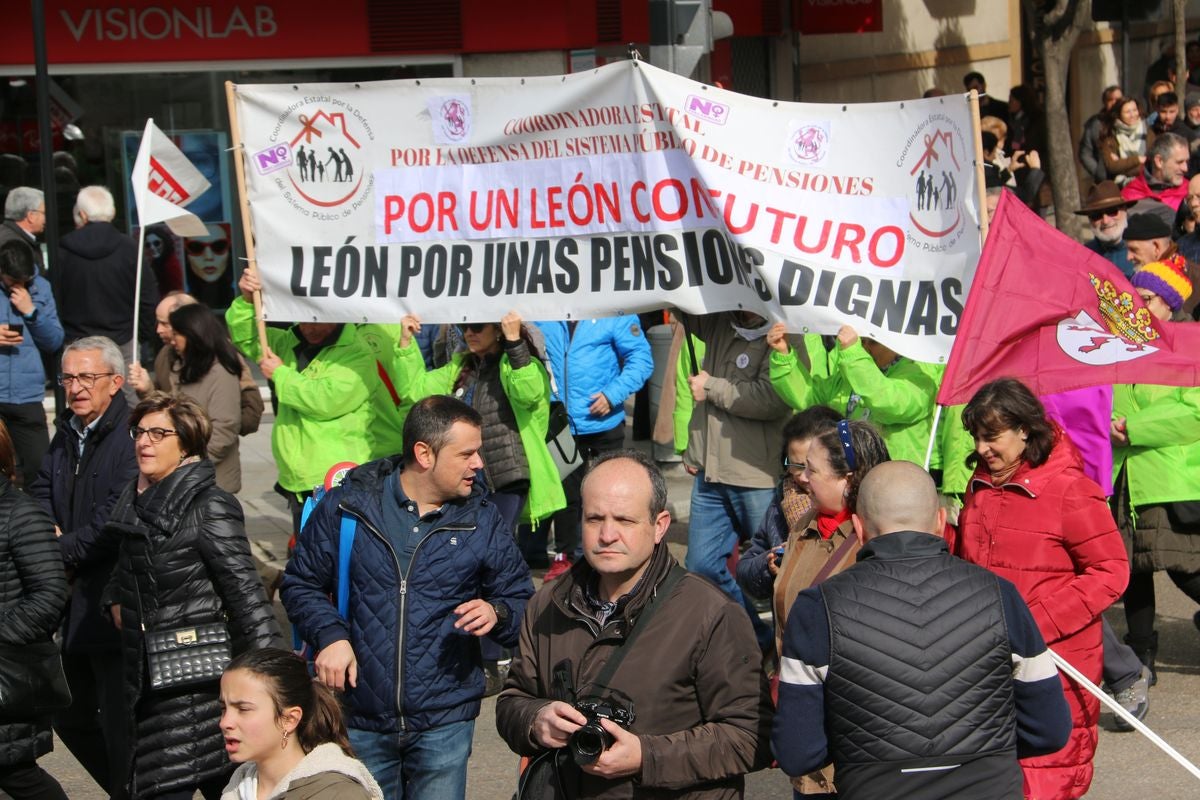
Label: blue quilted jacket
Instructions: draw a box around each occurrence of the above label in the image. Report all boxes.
[0,274,63,404]
[281,456,534,733]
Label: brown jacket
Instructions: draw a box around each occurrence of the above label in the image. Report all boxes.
[1099,129,1155,183]
[150,346,242,493]
[496,544,774,799]
[679,312,792,489]
[772,510,859,796]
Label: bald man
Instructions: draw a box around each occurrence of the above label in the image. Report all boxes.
[773,462,1071,800]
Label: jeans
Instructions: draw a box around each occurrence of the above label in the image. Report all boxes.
[53,650,129,799]
[349,719,475,800]
[685,473,774,649]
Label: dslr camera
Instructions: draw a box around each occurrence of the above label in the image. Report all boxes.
[568,697,636,766]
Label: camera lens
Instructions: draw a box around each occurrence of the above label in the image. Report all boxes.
[569,723,611,766]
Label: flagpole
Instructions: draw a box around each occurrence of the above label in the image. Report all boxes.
[968,89,989,245]
[923,403,942,471]
[224,81,270,358]
[1049,649,1200,782]
[131,119,153,367]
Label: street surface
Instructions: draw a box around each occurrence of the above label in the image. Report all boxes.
[22,413,1200,799]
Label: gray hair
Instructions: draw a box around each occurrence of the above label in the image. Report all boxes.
[63,336,127,380]
[1150,132,1188,166]
[74,186,116,225]
[585,449,668,518]
[4,187,44,222]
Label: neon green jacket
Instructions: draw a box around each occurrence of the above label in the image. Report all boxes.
[226,298,375,492]
[672,336,706,454]
[769,336,942,467]
[1113,383,1200,505]
[392,339,566,524]
[936,404,975,496]
[355,323,410,458]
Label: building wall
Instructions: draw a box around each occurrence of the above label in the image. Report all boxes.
[793,0,1020,103]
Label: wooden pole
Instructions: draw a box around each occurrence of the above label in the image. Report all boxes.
[968,89,989,246]
[223,80,270,358]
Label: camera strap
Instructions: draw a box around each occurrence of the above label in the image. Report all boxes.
[590,563,686,693]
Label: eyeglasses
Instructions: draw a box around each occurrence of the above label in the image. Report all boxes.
[129,426,178,444]
[1086,209,1122,221]
[782,458,806,473]
[186,239,230,256]
[58,372,115,389]
[458,323,489,334]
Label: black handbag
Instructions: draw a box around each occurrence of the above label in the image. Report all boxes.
[0,639,72,720]
[144,621,232,691]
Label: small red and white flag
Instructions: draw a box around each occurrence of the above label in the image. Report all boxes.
[130,119,210,237]
[937,191,1200,406]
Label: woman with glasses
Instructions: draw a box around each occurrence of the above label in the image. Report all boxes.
[183,224,234,309]
[394,312,564,695]
[129,304,243,493]
[735,405,841,623]
[104,393,282,799]
[769,418,890,800]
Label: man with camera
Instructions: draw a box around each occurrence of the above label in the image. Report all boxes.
[496,449,774,798]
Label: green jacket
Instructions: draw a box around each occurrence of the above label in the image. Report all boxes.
[937,404,975,496]
[1113,383,1200,505]
[769,337,943,467]
[355,322,410,458]
[226,298,375,492]
[392,340,566,524]
[672,335,706,454]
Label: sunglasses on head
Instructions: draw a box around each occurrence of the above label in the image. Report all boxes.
[458,323,490,333]
[186,239,230,256]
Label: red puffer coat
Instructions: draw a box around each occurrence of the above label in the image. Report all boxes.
[957,430,1128,800]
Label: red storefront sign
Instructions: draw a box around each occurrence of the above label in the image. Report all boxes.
[795,0,883,35]
[0,0,649,67]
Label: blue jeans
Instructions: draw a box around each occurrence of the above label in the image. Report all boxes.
[349,719,475,800]
[685,473,774,649]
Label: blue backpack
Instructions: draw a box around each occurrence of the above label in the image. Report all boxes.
[292,485,357,657]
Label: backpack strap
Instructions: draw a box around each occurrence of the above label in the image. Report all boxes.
[336,511,357,618]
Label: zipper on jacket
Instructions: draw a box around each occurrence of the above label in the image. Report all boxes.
[340,502,474,732]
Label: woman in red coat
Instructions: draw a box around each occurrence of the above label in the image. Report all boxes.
[956,378,1128,800]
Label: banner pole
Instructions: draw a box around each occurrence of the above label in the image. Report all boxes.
[923,404,942,471]
[1049,649,1200,781]
[224,80,270,358]
[968,89,989,245]
[132,223,146,364]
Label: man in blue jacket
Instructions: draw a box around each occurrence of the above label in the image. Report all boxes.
[773,462,1071,799]
[0,237,63,488]
[532,316,653,571]
[282,395,534,800]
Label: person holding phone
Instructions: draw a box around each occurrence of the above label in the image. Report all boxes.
[0,238,63,488]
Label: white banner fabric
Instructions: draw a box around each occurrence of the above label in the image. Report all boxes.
[231,61,981,362]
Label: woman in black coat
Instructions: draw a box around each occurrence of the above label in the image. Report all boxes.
[104,393,282,799]
[0,421,69,800]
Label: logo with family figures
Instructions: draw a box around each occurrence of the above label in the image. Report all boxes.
[898,114,970,245]
[1057,275,1160,365]
[787,122,830,166]
[429,95,472,144]
[280,106,367,209]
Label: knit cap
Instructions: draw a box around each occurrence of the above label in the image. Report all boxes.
[1131,254,1193,312]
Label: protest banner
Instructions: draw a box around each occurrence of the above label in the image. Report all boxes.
[227,59,982,363]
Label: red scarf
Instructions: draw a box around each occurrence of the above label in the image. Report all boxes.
[816,507,851,540]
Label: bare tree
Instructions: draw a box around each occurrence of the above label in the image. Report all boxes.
[1176,0,1188,101]
[1021,0,1090,239]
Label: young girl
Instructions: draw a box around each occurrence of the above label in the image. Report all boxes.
[219,649,384,800]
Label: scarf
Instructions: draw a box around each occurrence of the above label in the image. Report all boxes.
[1113,118,1147,159]
[816,507,851,540]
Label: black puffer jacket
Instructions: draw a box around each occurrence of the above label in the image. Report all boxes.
[30,392,137,653]
[104,460,282,798]
[0,476,68,766]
